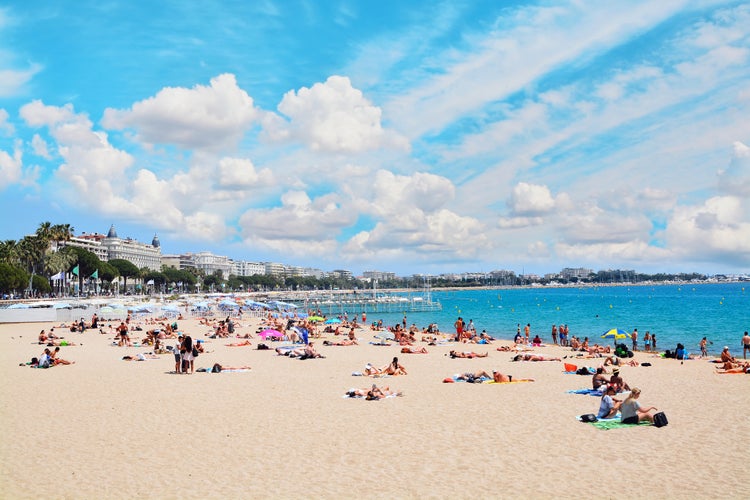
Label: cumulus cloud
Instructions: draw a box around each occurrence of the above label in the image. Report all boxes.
[498,216,543,229]
[20,100,134,192]
[30,134,51,159]
[664,196,750,265]
[717,141,750,196]
[102,74,259,151]
[508,182,556,216]
[0,109,14,135]
[266,75,410,153]
[559,204,651,245]
[238,190,354,256]
[342,208,487,260]
[216,157,274,190]
[0,143,22,188]
[556,240,671,265]
[368,169,455,216]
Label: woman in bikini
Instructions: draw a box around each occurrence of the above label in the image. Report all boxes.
[382,357,407,375]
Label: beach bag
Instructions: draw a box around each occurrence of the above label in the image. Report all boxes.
[192,347,199,357]
[653,412,668,428]
[257,343,269,350]
[580,414,598,423]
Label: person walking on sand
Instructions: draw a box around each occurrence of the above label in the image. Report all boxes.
[743,332,750,359]
[631,328,638,351]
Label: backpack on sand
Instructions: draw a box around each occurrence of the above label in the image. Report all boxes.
[653,412,668,428]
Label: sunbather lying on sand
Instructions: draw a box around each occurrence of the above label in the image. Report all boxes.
[449,350,488,358]
[363,363,382,376]
[512,353,561,362]
[122,353,160,361]
[401,346,428,354]
[345,384,403,399]
[226,340,252,347]
[492,371,534,383]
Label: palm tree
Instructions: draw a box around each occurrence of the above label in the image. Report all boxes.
[51,223,74,243]
[0,239,19,265]
[44,246,76,276]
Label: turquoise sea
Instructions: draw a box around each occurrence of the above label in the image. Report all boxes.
[357,283,748,357]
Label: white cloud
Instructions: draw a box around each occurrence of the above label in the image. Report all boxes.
[216,157,274,190]
[508,182,556,216]
[267,75,410,153]
[102,73,259,151]
[559,204,652,245]
[717,141,750,196]
[498,216,543,229]
[238,190,355,255]
[0,109,14,135]
[0,63,42,98]
[30,134,51,159]
[0,143,22,188]
[664,196,750,266]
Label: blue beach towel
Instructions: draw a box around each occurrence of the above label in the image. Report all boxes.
[567,388,604,396]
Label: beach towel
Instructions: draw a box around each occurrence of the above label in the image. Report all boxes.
[486,380,534,384]
[576,415,651,430]
[447,375,492,383]
[567,388,604,396]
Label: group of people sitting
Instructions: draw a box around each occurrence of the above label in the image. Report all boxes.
[597,386,659,424]
[24,346,74,368]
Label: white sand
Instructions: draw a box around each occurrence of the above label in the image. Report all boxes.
[1,316,748,499]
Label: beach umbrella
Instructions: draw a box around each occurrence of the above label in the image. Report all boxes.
[161,304,180,313]
[324,318,342,324]
[53,303,72,309]
[258,329,284,339]
[374,331,395,341]
[244,300,270,309]
[268,300,298,310]
[601,328,628,341]
[308,316,325,322]
[7,303,30,309]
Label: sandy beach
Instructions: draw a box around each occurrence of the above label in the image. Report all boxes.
[1,314,748,499]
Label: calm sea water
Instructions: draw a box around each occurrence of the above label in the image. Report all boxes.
[356,283,748,357]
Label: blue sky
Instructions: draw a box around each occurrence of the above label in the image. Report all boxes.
[1,0,749,276]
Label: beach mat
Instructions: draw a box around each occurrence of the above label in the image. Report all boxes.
[577,415,652,430]
[567,388,604,396]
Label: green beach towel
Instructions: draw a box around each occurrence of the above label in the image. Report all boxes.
[589,419,653,430]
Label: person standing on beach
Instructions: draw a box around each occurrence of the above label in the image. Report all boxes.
[454,317,464,340]
[700,337,708,358]
[651,334,657,351]
[743,332,750,359]
[524,323,530,344]
[631,328,638,351]
[643,331,651,352]
[551,324,558,345]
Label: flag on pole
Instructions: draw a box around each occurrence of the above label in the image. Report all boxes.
[72,265,79,276]
[90,269,98,279]
[146,279,155,285]
[51,271,65,281]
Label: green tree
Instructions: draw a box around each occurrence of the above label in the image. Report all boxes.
[109,259,140,291]
[0,262,28,295]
